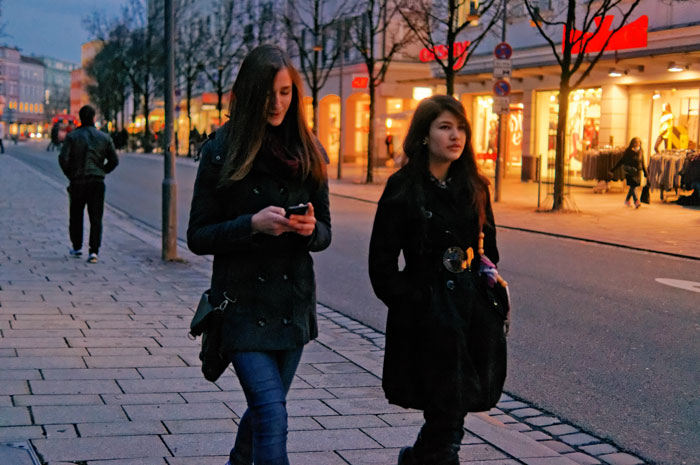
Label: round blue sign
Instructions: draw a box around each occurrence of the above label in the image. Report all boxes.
[494,42,513,60]
[493,80,511,97]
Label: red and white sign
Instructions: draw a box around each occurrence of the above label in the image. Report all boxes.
[419,40,471,70]
[565,15,648,54]
[351,76,369,89]
[494,42,513,60]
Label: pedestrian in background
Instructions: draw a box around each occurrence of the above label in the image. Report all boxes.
[0,122,5,154]
[369,95,507,465]
[47,121,60,151]
[611,137,647,208]
[187,44,331,465]
[58,105,119,263]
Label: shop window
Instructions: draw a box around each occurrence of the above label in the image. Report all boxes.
[354,99,369,156]
[386,98,403,113]
[473,96,496,160]
[639,88,699,154]
[328,101,341,160]
[535,88,601,174]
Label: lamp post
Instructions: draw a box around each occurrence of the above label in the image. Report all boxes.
[162,0,178,260]
[337,21,345,180]
[494,0,507,202]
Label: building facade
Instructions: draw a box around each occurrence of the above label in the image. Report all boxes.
[39,56,78,119]
[416,0,700,187]
[70,41,102,117]
[0,46,21,138]
[18,56,45,132]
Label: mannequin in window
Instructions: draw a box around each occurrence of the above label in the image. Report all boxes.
[654,103,673,153]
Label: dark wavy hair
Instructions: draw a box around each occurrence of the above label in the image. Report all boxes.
[218,44,324,187]
[403,95,491,227]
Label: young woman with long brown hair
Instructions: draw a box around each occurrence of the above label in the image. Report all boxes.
[188,44,331,465]
[369,95,508,465]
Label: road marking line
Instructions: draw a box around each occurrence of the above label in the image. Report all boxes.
[655,278,700,293]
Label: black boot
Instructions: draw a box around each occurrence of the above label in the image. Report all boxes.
[413,443,459,465]
[398,446,418,465]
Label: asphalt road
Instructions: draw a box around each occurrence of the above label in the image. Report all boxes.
[9,142,700,464]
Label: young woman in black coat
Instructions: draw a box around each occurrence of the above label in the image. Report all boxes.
[611,137,647,208]
[369,95,508,465]
[187,45,331,465]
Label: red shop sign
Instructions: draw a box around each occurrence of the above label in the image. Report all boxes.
[419,40,471,70]
[565,15,648,54]
[351,76,369,89]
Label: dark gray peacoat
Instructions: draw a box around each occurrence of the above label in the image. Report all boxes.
[187,126,331,352]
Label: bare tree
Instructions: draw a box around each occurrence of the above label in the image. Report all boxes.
[524,0,642,210]
[282,0,349,134]
[202,0,240,126]
[86,41,130,129]
[399,0,502,97]
[240,0,279,54]
[176,8,208,156]
[84,0,164,152]
[347,0,414,183]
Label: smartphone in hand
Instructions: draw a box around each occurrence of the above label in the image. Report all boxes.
[285,204,309,218]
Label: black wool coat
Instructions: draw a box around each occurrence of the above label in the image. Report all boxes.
[369,167,506,415]
[612,148,647,187]
[187,125,331,352]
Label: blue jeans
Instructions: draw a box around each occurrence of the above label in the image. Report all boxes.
[228,347,303,465]
[625,185,638,203]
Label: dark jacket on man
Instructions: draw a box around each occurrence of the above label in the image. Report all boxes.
[58,125,119,183]
[187,124,331,352]
[369,167,505,415]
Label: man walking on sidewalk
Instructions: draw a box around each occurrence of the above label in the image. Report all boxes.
[58,105,119,263]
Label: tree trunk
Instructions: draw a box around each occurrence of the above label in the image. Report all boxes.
[143,79,152,153]
[366,77,375,184]
[186,78,193,157]
[446,68,455,97]
[217,70,223,127]
[553,79,570,211]
[312,87,319,136]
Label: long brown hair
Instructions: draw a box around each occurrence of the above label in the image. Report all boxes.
[218,44,324,187]
[403,95,491,227]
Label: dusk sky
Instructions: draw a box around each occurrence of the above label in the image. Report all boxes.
[3,0,125,64]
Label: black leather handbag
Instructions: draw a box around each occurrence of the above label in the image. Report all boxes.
[189,290,229,382]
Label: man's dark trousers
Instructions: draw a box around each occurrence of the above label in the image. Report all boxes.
[69,181,105,255]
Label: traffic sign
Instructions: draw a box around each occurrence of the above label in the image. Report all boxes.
[493,59,512,79]
[493,79,511,97]
[493,96,510,114]
[494,42,513,60]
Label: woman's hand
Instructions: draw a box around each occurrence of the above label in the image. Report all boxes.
[251,206,294,236]
[287,202,316,237]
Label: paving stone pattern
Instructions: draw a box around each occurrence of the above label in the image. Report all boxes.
[0,155,648,464]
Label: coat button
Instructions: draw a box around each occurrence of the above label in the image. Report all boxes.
[279,186,288,195]
[446,280,455,290]
[282,318,292,325]
[215,155,221,161]
[282,274,289,281]
[257,276,266,283]
[252,186,261,194]
[257,318,267,327]
[423,209,433,219]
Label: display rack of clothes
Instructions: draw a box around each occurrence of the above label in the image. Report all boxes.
[581,147,625,182]
[677,152,700,205]
[647,150,691,194]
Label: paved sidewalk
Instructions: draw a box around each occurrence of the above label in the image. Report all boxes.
[1,155,646,465]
